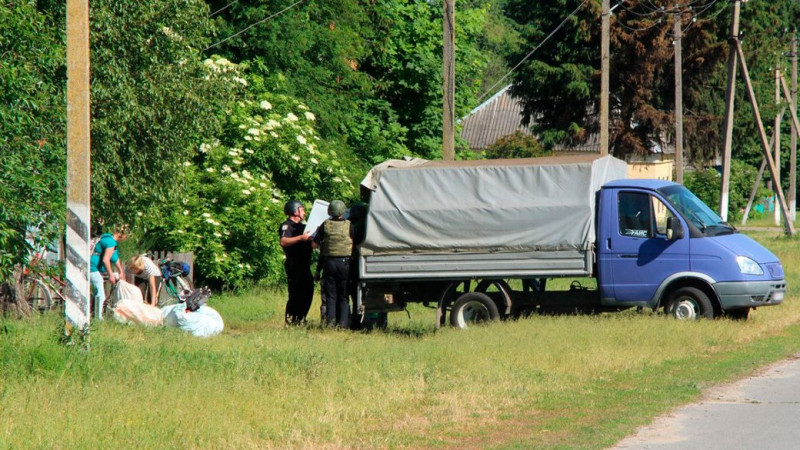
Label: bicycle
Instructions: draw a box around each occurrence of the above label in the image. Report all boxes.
[20,254,66,312]
[140,257,193,307]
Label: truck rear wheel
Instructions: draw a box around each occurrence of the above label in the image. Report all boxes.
[450,292,499,329]
[666,287,714,320]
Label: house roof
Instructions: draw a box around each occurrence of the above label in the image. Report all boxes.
[459,85,533,150]
[460,85,677,157]
[459,85,600,153]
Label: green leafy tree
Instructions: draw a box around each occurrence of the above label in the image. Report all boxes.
[503,0,599,149]
[483,131,549,159]
[684,160,771,222]
[361,0,491,159]
[0,2,65,281]
[152,64,352,288]
[89,0,240,230]
[208,0,409,172]
[504,0,729,159]
[718,2,800,167]
[209,1,494,161]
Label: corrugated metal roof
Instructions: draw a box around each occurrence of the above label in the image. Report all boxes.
[460,85,599,153]
[460,86,678,157]
[459,86,533,150]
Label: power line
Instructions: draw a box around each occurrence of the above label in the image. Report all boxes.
[204,0,306,52]
[209,1,238,18]
[475,0,590,105]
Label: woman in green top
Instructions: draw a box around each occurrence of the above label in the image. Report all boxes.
[89,225,129,318]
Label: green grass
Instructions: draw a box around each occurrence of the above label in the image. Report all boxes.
[2,230,800,448]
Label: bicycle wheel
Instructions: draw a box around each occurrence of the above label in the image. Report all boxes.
[22,277,52,312]
[157,276,192,307]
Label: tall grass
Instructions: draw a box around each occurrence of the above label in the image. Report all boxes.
[1,231,799,448]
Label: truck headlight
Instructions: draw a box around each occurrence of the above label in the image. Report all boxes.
[736,256,764,275]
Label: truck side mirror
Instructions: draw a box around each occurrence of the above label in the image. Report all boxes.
[666,216,683,241]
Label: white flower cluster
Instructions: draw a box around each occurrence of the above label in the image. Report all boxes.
[201,212,221,227]
[161,26,183,41]
[203,57,236,74]
[199,139,220,154]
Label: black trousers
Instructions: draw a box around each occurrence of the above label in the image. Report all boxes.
[285,260,313,325]
[321,257,350,328]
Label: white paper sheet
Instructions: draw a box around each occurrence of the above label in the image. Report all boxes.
[303,199,330,237]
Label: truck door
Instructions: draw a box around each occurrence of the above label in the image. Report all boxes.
[608,190,690,304]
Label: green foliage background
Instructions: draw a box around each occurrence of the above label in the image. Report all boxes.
[684,160,772,222]
[1,0,797,287]
[0,2,65,279]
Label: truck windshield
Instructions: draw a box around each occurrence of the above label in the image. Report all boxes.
[658,185,736,236]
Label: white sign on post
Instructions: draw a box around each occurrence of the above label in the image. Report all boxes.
[303,199,330,238]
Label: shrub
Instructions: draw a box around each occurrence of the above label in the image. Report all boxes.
[153,62,352,289]
[483,132,550,159]
[684,160,771,222]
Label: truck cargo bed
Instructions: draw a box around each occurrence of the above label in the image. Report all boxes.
[359,249,592,280]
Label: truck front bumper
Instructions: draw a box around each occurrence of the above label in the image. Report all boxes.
[713,280,786,310]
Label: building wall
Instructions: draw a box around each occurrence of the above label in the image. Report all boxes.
[628,161,673,181]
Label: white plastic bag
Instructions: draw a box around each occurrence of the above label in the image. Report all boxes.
[161,303,224,338]
[111,280,164,326]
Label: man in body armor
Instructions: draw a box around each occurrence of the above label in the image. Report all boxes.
[278,200,314,325]
[313,200,353,328]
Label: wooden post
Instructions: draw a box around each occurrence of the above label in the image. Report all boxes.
[443,0,455,161]
[780,74,800,187]
[735,42,794,234]
[65,0,92,338]
[674,9,684,183]
[741,158,767,226]
[775,69,782,226]
[792,35,798,220]
[719,0,741,222]
[600,0,610,155]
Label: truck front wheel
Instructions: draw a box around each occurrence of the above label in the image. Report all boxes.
[666,287,714,320]
[450,292,499,329]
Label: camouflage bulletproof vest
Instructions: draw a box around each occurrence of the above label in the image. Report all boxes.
[321,219,353,257]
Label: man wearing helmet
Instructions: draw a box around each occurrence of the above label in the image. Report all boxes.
[313,199,353,329]
[278,200,314,325]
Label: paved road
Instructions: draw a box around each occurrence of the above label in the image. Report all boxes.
[611,354,800,449]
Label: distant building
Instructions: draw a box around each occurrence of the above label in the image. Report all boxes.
[460,85,676,171]
[459,86,535,151]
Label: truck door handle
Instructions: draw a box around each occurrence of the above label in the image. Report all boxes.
[621,254,638,258]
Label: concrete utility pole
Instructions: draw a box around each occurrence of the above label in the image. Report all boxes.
[674,8,684,183]
[599,0,610,155]
[65,0,92,339]
[719,0,741,222]
[443,0,455,161]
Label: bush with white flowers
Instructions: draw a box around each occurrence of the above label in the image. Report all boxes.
[158,75,353,289]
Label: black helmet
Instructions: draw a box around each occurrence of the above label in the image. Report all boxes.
[328,200,346,217]
[284,200,304,216]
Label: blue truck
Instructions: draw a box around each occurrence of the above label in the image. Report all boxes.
[355,155,786,327]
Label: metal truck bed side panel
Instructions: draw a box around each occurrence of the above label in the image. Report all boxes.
[359,250,592,280]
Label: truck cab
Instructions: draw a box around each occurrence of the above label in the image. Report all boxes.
[597,179,786,319]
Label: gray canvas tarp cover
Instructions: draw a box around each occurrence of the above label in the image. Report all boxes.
[360,155,628,255]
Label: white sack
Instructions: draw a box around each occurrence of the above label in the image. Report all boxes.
[161,303,224,338]
[111,280,164,326]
